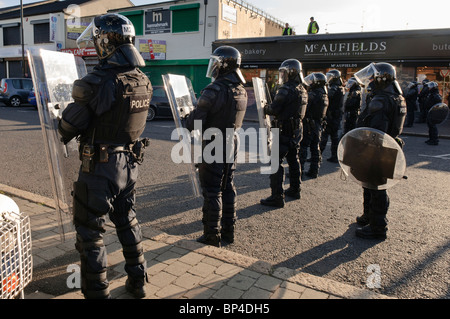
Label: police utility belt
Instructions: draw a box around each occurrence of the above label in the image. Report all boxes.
[271,118,301,134]
[80,138,150,173]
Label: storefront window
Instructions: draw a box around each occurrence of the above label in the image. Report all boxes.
[417,66,450,98]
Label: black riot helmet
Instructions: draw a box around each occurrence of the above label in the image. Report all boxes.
[345,77,359,90]
[354,62,402,93]
[427,81,439,92]
[407,81,418,89]
[77,13,145,67]
[326,69,342,86]
[304,72,327,89]
[278,59,305,85]
[206,46,245,83]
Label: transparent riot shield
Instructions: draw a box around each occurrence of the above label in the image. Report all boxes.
[252,77,272,156]
[427,103,449,125]
[337,127,406,190]
[162,74,201,198]
[27,49,87,241]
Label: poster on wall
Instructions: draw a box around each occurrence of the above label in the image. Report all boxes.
[222,3,237,24]
[66,21,90,40]
[49,14,58,42]
[139,39,167,60]
[145,9,171,34]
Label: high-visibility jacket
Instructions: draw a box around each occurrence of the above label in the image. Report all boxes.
[307,21,319,34]
[282,27,292,35]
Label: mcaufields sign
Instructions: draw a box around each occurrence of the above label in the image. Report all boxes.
[304,40,387,58]
[217,30,450,64]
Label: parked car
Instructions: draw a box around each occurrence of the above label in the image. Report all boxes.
[147,85,172,121]
[28,88,37,108]
[0,78,33,107]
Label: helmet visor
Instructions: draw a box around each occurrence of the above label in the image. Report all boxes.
[354,63,378,86]
[345,78,357,89]
[325,72,335,83]
[76,20,95,49]
[278,68,288,85]
[206,55,222,79]
[304,73,316,87]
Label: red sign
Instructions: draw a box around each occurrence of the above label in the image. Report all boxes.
[61,47,97,57]
[440,69,450,78]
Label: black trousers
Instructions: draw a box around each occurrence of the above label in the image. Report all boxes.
[198,141,238,234]
[300,119,322,173]
[73,153,146,299]
[270,135,301,196]
[427,117,439,142]
[320,119,341,159]
[363,187,389,229]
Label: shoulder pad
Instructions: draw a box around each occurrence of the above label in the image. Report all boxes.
[205,82,223,92]
[276,85,291,96]
[200,83,222,100]
[81,70,108,85]
[72,79,94,105]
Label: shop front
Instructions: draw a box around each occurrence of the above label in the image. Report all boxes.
[213,28,450,100]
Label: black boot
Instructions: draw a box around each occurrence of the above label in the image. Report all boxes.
[260,194,285,208]
[125,274,148,299]
[305,170,318,179]
[356,214,370,226]
[284,187,300,199]
[221,225,235,244]
[197,226,221,247]
[355,225,387,240]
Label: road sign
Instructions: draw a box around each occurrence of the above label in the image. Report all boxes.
[440,69,450,78]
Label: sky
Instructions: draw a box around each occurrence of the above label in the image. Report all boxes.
[1,0,449,34]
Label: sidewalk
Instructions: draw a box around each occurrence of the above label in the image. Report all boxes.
[1,188,390,300]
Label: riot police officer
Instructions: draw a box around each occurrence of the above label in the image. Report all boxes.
[343,77,362,134]
[320,69,345,163]
[260,59,308,206]
[424,81,442,145]
[300,72,328,179]
[417,79,430,123]
[58,13,152,298]
[404,81,419,127]
[186,46,247,247]
[354,62,406,239]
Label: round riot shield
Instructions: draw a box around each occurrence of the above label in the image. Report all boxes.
[337,128,406,190]
[427,103,449,125]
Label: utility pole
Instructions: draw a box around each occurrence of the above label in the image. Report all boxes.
[20,0,25,77]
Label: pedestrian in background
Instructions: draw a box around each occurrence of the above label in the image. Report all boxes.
[307,17,319,34]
